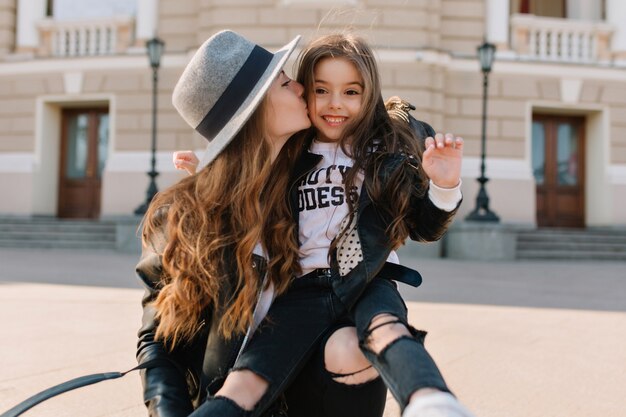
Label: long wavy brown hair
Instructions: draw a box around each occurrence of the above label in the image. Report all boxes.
[294,33,429,251]
[142,99,301,347]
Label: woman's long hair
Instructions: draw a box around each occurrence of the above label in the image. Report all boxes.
[294,33,429,251]
[142,99,301,347]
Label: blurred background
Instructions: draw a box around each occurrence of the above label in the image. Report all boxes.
[0,3,625,417]
[0,0,625,259]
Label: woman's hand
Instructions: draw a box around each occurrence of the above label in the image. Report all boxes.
[422,133,463,189]
[173,150,199,176]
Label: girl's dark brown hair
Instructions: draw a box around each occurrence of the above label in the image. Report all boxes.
[294,33,430,252]
[142,98,301,347]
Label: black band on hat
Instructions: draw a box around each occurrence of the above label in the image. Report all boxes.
[195,45,274,141]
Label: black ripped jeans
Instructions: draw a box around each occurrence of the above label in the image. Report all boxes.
[353,277,450,408]
[284,320,387,417]
[188,272,448,417]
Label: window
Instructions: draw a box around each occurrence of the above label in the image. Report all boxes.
[511,0,605,20]
[513,0,566,18]
[52,0,136,20]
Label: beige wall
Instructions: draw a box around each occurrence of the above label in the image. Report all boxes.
[158,0,198,53]
[460,178,535,223]
[1,0,626,225]
[0,173,31,212]
[601,82,626,163]
[159,0,464,53]
[611,184,626,224]
[441,0,485,54]
[0,0,15,56]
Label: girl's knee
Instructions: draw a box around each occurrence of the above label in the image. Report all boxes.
[324,326,379,385]
[364,313,411,354]
[216,369,269,411]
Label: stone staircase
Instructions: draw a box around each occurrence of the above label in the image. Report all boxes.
[516,228,626,261]
[0,216,118,250]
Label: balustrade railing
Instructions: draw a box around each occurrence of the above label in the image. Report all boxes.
[37,16,134,57]
[511,14,613,63]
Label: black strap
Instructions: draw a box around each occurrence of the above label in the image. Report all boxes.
[0,358,165,417]
[378,262,422,288]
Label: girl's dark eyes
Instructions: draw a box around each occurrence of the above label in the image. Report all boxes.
[281,79,292,87]
[314,88,361,95]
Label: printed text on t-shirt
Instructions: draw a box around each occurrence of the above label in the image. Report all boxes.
[297,165,358,212]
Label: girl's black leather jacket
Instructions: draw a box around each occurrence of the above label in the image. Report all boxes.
[288,133,459,310]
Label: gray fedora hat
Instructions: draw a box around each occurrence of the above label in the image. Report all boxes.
[172,30,301,168]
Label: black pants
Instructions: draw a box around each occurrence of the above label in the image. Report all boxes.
[188,272,448,417]
[284,321,387,417]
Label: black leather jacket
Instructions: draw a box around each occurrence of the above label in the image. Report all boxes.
[135,215,268,417]
[288,138,458,310]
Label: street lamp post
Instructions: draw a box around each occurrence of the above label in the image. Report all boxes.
[466,40,500,222]
[135,37,165,215]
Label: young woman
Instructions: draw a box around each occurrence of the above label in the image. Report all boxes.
[176,34,476,417]
[136,30,310,417]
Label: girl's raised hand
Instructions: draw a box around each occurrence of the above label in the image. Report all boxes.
[173,150,199,176]
[422,133,463,189]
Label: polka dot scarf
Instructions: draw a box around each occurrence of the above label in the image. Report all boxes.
[336,214,363,276]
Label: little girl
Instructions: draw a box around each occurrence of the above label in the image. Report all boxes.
[176,34,475,417]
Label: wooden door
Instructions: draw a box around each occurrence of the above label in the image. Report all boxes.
[517,0,566,17]
[532,115,585,228]
[58,109,109,219]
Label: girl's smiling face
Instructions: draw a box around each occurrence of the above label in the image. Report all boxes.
[307,57,364,143]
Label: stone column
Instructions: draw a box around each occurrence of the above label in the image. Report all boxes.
[135,0,159,45]
[16,0,47,54]
[486,0,510,51]
[606,0,626,60]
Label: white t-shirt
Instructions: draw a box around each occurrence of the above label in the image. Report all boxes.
[296,141,400,276]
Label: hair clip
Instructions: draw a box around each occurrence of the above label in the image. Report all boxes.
[385,96,416,125]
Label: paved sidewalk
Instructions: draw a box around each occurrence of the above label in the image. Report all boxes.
[0,247,625,417]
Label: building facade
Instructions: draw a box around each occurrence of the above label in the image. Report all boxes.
[1,0,625,228]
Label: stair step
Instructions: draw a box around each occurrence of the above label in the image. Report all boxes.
[0,217,115,224]
[0,224,115,231]
[517,249,626,261]
[515,228,626,260]
[0,216,120,250]
[518,235,626,245]
[517,242,626,252]
[0,240,116,249]
[0,231,115,241]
